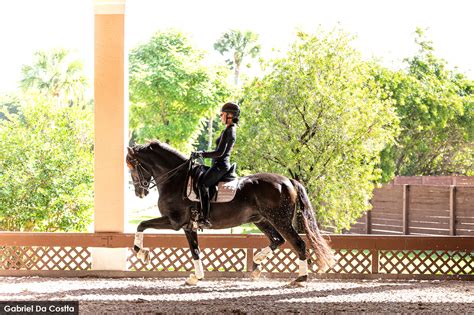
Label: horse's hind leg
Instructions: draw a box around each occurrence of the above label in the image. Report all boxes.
[252,220,285,280]
[268,220,309,286]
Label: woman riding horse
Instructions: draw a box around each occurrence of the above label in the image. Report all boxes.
[191,102,240,228]
[126,103,334,286]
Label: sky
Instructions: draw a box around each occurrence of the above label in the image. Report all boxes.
[0,0,473,94]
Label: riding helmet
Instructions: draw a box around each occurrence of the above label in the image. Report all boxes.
[221,102,240,117]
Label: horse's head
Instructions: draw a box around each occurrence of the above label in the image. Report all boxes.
[126,146,152,198]
[127,141,189,198]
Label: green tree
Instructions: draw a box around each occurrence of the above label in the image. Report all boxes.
[214,29,261,85]
[129,30,231,153]
[236,30,398,232]
[19,49,88,107]
[0,94,94,231]
[377,28,474,179]
[0,93,20,121]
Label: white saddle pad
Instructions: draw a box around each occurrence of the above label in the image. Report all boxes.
[186,178,240,203]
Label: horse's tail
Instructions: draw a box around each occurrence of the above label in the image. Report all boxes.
[291,179,335,272]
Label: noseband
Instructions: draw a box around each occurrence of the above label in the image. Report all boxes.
[129,158,157,192]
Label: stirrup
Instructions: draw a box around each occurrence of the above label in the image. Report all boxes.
[198,218,212,228]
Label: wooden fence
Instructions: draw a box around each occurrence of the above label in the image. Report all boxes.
[0,233,472,280]
[349,177,474,236]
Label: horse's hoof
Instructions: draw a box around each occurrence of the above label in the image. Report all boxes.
[288,275,307,287]
[133,245,141,253]
[251,267,262,280]
[137,249,150,264]
[184,273,201,286]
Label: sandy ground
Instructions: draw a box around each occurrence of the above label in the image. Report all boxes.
[0,277,473,314]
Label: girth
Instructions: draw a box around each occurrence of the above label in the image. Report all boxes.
[185,163,239,203]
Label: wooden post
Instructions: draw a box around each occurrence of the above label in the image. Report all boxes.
[366,211,372,234]
[246,249,254,272]
[402,184,409,235]
[371,249,378,274]
[449,185,456,236]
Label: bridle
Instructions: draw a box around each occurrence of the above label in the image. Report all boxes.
[128,156,191,193]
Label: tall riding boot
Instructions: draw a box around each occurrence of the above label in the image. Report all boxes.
[198,186,212,228]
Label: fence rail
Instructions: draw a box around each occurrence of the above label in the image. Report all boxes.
[392,176,474,186]
[1,233,472,280]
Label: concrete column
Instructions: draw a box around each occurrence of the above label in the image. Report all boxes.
[92,0,128,271]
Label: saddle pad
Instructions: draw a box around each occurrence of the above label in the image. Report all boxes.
[186,178,240,203]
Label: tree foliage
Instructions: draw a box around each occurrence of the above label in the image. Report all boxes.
[214,29,260,85]
[129,30,231,153]
[1,49,93,231]
[0,94,93,231]
[236,30,399,231]
[20,48,88,107]
[377,28,474,179]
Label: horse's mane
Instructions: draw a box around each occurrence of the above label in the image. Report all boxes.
[133,140,187,161]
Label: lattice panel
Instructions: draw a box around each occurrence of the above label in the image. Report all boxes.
[379,250,473,275]
[128,247,246,272]
[325,249,372,274]
[0,246,91,271]
[258,249,298,273]
[257,249,372,274]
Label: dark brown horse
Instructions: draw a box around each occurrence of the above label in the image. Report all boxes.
[127,140,334,285]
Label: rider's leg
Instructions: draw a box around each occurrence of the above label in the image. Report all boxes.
[198,185,211,227]
[197,165,228,227]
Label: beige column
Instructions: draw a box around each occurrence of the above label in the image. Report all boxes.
[92,0,128,270]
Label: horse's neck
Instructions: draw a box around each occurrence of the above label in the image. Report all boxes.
[150,149,185,173]
[142,149,186,189]
[155,162,188,196]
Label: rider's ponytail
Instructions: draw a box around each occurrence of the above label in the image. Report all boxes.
[232,116,239,124]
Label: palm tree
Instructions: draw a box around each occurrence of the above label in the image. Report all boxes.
[214,30,260,85]
[20,49,87,107]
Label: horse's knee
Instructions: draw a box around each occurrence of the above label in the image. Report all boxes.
[137,223,145,232]
[270,237,285,250]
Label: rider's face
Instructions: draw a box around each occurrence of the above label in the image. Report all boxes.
[220,112,232,124]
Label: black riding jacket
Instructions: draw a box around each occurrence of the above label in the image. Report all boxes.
[201,124,236,168]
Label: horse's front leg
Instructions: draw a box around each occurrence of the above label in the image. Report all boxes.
[183,229,203,286]
[133,216,175,264]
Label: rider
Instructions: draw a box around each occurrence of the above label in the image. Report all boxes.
[191,102,240,228]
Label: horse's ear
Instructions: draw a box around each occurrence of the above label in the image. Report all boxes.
[127,146,134,156]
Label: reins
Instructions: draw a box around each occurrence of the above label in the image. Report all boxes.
[132,158,191,192]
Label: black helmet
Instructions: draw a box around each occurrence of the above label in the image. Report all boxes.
[221,102,240,117]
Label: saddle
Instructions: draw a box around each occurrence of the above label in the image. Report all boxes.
[186,163,240,203]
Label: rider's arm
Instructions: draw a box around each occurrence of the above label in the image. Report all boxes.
[201,127,235,158]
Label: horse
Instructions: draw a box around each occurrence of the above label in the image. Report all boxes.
[126,140,334,286]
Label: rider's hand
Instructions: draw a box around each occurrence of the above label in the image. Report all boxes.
[191,151,203,159]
